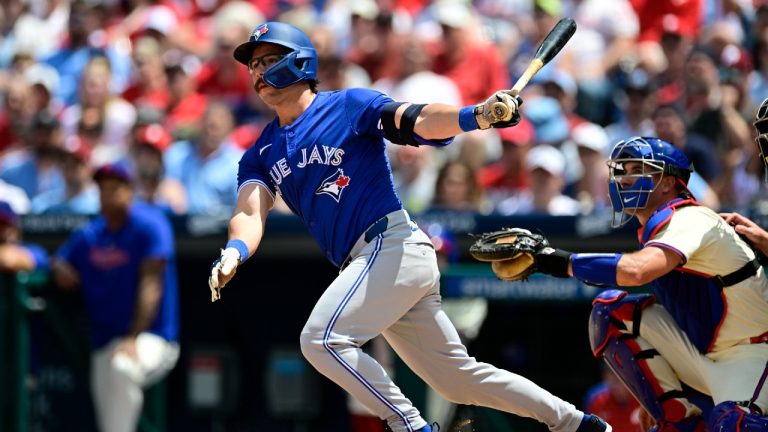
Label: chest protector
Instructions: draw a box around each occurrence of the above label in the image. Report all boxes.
[639,198,725,354]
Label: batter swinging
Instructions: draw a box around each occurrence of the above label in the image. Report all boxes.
[207,21,611,432]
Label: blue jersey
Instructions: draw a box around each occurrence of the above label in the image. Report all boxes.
[238,88,452,267]
[56,203,179,349]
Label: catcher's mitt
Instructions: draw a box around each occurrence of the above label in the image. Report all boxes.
[469,228,548,281]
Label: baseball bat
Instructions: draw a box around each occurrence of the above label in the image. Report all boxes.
[492,17,577,119]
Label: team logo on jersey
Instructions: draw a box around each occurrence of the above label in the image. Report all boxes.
[252,24,268,40]
[316,168,350,202]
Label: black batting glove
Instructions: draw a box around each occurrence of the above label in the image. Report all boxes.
[535,246,572,278]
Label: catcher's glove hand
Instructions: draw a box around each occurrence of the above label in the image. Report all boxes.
[469,228,547,281]
[469,228,572,281]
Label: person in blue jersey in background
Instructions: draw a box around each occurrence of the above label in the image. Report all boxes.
[0,201,48,274]
[51,163,179,432]
[207,21,611,432]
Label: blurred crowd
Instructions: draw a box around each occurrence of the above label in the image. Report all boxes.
[0,0,766,218]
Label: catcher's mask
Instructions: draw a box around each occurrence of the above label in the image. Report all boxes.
[233,21,318,89]
[754,97,768,180]
[607,136,692,227]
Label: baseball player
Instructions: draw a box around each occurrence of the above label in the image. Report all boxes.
[207,21,612,432]
[524,136,768,431]
[51,164,180,432]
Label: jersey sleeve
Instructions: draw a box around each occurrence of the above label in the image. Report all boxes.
[24,243,50,271]
[344,88,394,137]
[645,206,718,264]
[343,88,454,147]
[56,229,88,271]
[141,211,174,260]
[237,137,276,198]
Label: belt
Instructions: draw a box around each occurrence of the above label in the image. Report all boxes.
[363,216,389,243]
[340,216,389,271]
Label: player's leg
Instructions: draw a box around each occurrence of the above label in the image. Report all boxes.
[705,344,768,431]
[299,211,438,432]
[382,290,592,432]
[91,340,145,432]
[590,290,707,431]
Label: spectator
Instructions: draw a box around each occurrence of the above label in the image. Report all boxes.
[568,0,639,124]
[60,55,137,167]
[652,104,721,183]
[164,101,243,215]
[121,37,171,113]
[477,118,535,213]
[605,68,657,145]
[23,62,62,115]
[0,201,48,273]
[0,179,30,214]
[164,53,208,140]
[195,1,264,107]
[429,0,510,169]
[310,24,371,91]
[391,144,438,215]
[571,122,611,214]
[345,0,402,84]
[0,109,64,203]
[431,160,486,213]
[51,163,180,432]
[535,69,586,129]
[31,136,99,215]
[42,0,132,107]
[524,144,580,216]
[0,74,35,154]
[130,123,187,215]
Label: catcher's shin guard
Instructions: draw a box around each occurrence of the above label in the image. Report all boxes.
[589,290,695,424]
[708,401,768,431]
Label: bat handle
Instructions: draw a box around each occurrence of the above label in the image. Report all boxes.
[490,89,520,122]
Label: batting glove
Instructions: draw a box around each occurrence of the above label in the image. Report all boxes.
[474,91,522,129]
[208,247,241,302]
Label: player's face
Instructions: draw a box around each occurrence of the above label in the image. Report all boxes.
[0,223,18,244]
[98,178,133,217]
[249,43,291,96]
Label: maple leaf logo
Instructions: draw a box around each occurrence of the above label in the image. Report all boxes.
[336,175,350,187]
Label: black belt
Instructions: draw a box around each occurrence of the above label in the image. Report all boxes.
[363,216,389,243]
[340,216,389,271]
[712,259,760,288]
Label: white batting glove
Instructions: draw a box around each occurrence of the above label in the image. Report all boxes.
[474,91,521,129]
[208,247,241,302]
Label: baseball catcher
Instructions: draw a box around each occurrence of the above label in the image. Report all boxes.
[472,136,768,432]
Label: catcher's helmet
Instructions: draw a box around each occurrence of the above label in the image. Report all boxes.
[607,136,692,227]
[754,97,768,180]
[233,21,318,88]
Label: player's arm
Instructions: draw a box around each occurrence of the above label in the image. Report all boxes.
[208,183,273,300]
[386,92,522,143]
[127,258,165,337]
[536,245,682,287]
[0,244,37,273]
[50,258,81,290]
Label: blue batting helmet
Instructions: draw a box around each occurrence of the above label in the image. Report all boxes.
[233,21,318,89]
[607,136,692,227]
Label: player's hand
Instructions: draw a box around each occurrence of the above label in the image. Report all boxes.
[208,247,241,302]
[474,91,522,129]
[721,212,768,255]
